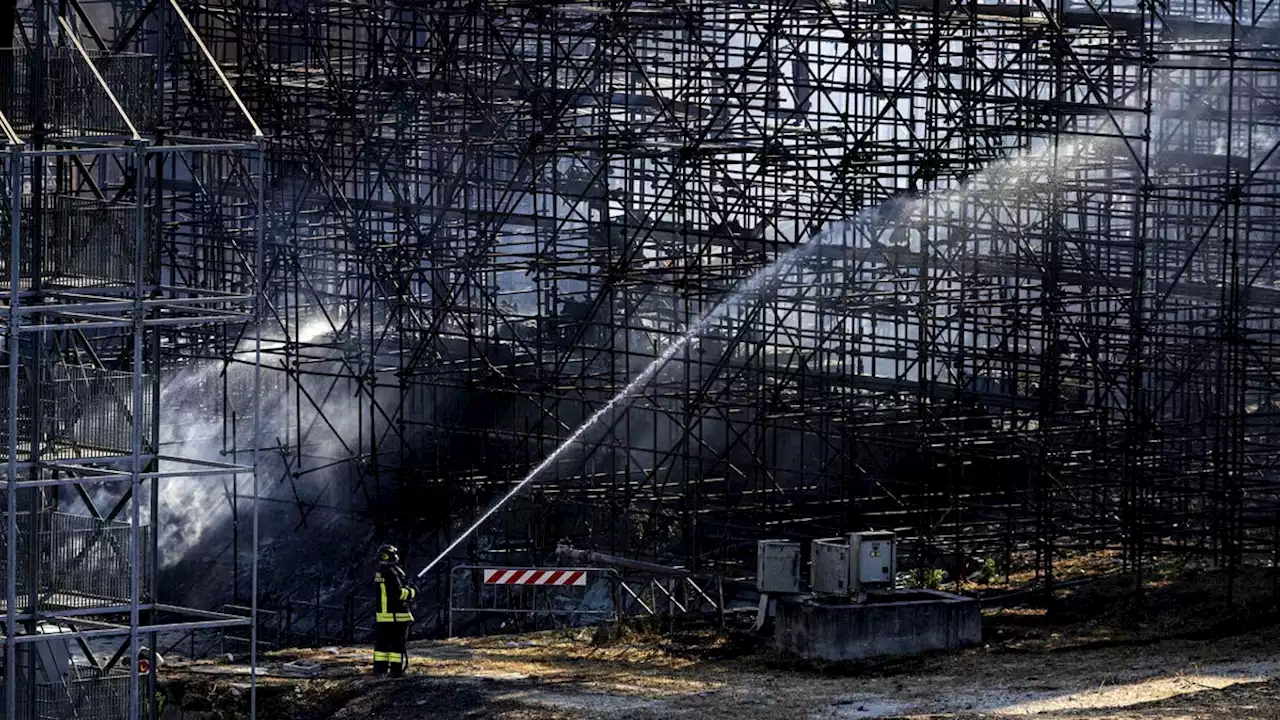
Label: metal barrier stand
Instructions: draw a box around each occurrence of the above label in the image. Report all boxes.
[447,566,620,638]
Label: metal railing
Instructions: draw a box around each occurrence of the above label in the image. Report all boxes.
[0,512,153,612]
[42,196,145,285]
[24,673,133,720]
[0,48,155,136]
[220,592,376,653]
[447,565,620,637]
[0,660,133,720]
[0,196,148,288]
[49,364,155,456]
[0,361,156,461]
[617,575,723,620]
[219,604,277,655]
[552,544,724,623]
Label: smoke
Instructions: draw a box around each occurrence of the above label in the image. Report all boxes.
[154,312,351,562]
[142,302,419,617]
[154,361,233,561]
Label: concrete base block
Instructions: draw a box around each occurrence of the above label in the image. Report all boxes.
[774,589,981,662]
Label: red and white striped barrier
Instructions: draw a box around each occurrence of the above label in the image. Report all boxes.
[482,568,587,586]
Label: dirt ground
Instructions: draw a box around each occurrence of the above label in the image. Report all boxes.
[162,564,1280,719]
[164,622,1280,719]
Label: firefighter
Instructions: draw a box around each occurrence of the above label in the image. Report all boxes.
[372,543,416,676]
[137,646,167,718]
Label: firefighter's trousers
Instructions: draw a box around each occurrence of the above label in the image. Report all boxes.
[373,622,410,676]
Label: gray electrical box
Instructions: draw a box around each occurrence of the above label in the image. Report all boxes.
[810,537,850,595]
[756,539,801,594]
[850,531,896,593]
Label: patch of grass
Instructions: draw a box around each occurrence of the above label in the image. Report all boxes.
[901,568,945,590]
[982,557,1280,652]
[979,558,999,585]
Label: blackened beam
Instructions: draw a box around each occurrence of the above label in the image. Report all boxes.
[556,542,694,576]
[712,355,1046,413]
[826,245,1280,308]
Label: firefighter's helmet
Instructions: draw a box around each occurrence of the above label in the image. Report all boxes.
[377,544,400,565]
[137,646,164,674]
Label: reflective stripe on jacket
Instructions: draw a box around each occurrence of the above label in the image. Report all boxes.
[375,563,416,623]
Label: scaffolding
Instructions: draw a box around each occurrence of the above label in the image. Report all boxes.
[157,0,1280,635]
[0,0,1263,667]
[0,1,264,718]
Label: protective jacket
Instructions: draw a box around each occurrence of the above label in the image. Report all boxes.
[375,562,416,623]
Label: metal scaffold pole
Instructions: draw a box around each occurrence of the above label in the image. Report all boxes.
[0,0,265,715]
